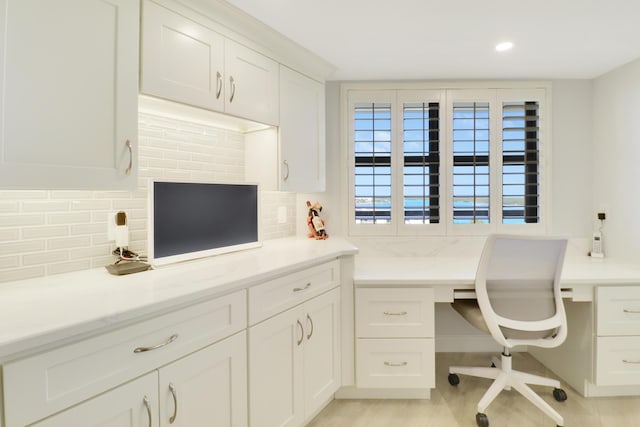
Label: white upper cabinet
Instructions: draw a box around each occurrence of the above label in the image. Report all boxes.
[224,40,279,126]
[279,66,326,192]
[141,0,225,111]
[0,0,139,189]
[141,0,279,126]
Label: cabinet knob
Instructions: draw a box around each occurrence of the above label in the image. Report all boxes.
[216,71,223,100]
[306,313,314,340]
[229,76,236,103]
[296,319,304,346]
[283,160,290,181]
[125,140,133,176]
[169,383,178,424]
[133,334,178,353]
[143,396,153,427]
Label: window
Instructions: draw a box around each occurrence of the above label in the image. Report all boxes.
[452,102,490,224]
[403,102,440,224]
[502,101,540,224]
[346,85,548,236]
[354,102,392,224]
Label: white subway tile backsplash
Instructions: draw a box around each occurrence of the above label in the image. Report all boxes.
[0,201,19,213]
[47,260,92,276]
[0,214,45,227]
[22,201,70,212]
[23,250,69,266]
[22,226,69,239]
[0,240,45,256]
[0,266,45,283]
[0,110,295,284]
[0,191,47,200]
[47,236,91,250]
[70,200,111,211]
[47,212,92,225]
[0,229,19,241]
[0,256,19,269]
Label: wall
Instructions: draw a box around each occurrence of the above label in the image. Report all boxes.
[592,58,640,260]
[0,106,296,284]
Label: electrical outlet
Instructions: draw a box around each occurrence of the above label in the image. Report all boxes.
[107,211,127,241]
[277,206,287,224]
[597,212,606,221]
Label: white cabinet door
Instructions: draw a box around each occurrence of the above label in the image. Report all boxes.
[249,306,304,427]
[279,66,326,192]
[141,0,225,111]
[158,332,247,427]
[303,288,341,417]
[0,0,138,189]
[225,40,279,126]
[31,372,158,427]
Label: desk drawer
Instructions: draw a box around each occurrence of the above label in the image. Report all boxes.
[356,288,434,338]
[596,286,640,336]
[249,260,340,325]
[356,338,434,389]
[595,336,640,386]
[3,289,246,427]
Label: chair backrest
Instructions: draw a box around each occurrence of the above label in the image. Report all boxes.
[475,234,568,349]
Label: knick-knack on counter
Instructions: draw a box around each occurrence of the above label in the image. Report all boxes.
[306,200,328,240]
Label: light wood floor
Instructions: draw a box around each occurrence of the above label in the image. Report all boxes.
[307,352,640,427]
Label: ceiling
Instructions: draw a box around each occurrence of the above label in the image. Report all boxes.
[222,0,640,81]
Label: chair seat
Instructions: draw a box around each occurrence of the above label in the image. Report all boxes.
[451,300,557,341]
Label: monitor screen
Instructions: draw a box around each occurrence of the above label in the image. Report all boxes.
[150,181,260,265]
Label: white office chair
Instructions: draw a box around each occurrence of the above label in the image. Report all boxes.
[448,234,569,427]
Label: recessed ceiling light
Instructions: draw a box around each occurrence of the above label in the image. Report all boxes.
[495,41,514,52]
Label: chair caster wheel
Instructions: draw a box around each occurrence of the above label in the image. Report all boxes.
[553,388,567,402]
[476,412,489,427]
[448,373,460,386]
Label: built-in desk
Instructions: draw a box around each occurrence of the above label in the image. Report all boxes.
[345,255,640,398]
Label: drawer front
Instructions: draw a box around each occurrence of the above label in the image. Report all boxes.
[3,289,246,427]
[249,260,340,325]
[596,336,640,386]
[597,286,640,336]
[356,338,435,389]
[356,288,434,338]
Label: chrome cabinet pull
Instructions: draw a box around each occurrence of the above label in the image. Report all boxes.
[296,319,304,346]
[169,383,178,424]
[306,314,314,340]
[134,334,178,353]
[216,71,222,99]
[384,361,408,367]
[229,76,236,103]
[293,283,311,292]
[623,308,640,314]
[283,160,290,181]
[623,359,640,364]
[125,140,132,176]
[384,311,408,316]
[143,396,152,427]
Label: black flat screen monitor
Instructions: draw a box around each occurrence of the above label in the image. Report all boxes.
[150,181,260,265]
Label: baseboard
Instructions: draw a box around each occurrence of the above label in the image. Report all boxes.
[335,386,430,400]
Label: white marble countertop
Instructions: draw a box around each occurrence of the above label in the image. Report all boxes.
[354,254,640,301]
[0,237,358,359]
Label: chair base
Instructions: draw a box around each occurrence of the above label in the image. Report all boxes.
[448,350,565,427]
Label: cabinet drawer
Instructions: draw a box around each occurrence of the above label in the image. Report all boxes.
[3,289,246,427]
[248,260,340,325]
[356,338,435,389]
[356,288,434,338]
[596,336,640,386]
[596,286,640,336]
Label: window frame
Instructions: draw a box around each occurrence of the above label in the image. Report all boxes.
[343,82,551,237]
